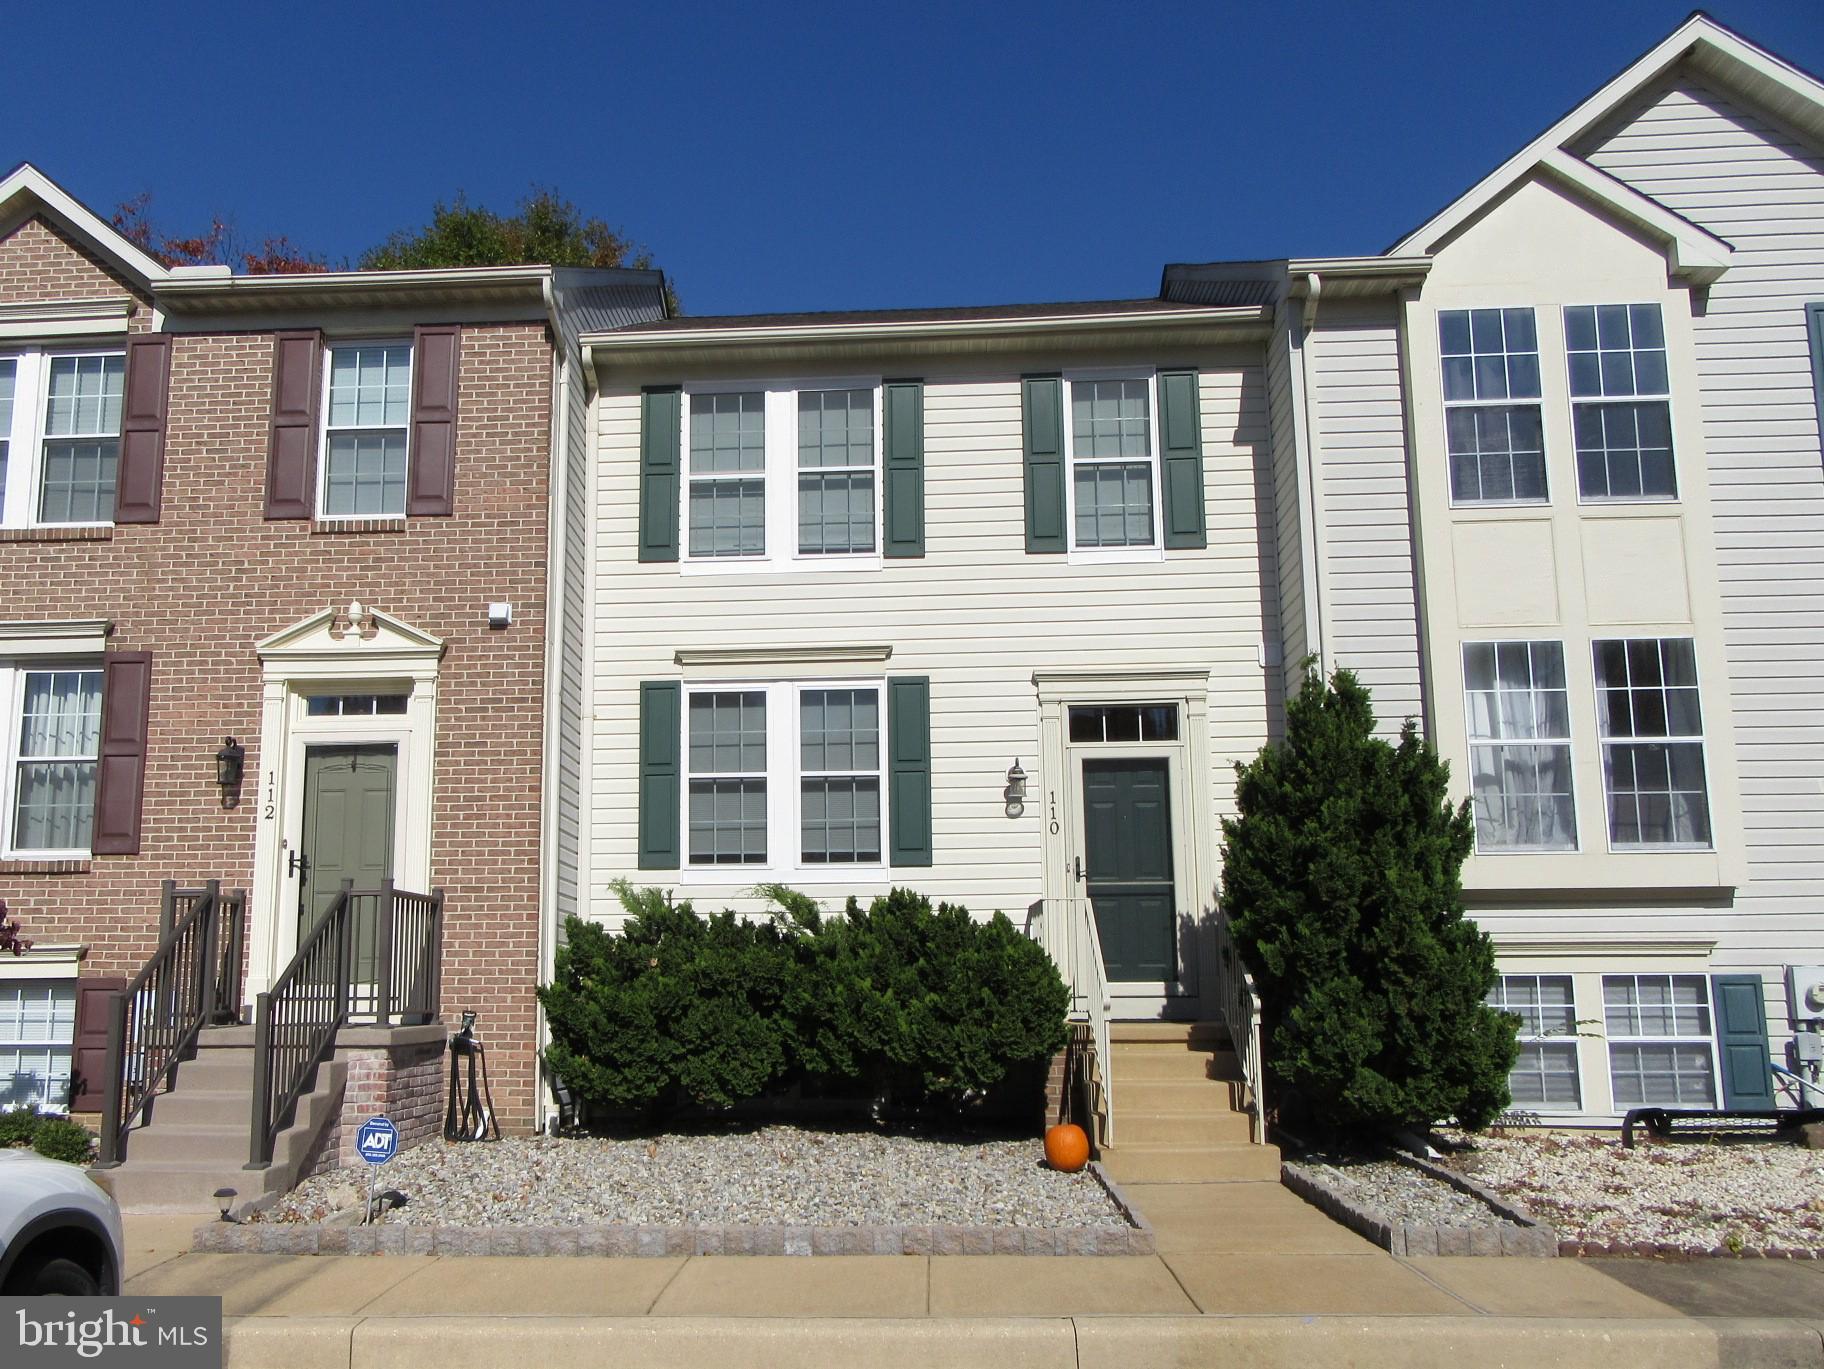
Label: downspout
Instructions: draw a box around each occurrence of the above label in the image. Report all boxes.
[535,272,568,1132]
[1293,271,1331,678]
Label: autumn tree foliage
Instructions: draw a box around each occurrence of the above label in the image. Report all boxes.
[111,193,327,274]
[360,187,657,272]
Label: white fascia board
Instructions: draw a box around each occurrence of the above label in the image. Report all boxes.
[0,164,169,287]
[1388,15,1824,257]
[1537,150,1734,285]
[580,305,1267,353]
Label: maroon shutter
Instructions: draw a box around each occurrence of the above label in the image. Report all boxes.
[114,333,172,524]
[68,976,125,1112]
[265,330,323,519]
[91,651,152,856]
[406,324,460,516]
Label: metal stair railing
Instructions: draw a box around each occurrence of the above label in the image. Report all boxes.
[96,880,247,1167]
[1213,910,1266,1143]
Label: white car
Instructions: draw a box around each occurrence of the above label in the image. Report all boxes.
[0,1150,125,1295]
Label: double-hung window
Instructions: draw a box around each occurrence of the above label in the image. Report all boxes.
[1565,304,1675,500]
[682,382,880,569]
[1603,973,1716,1106]
[683,681,885,872]
[1067,375,1160,549]
[1593,638,1710,848]
[0,980,76,1112]
[1438,309,1547,503]
[0,349,127,527]
[321,342,412,518]
[1486,974,1580,1109]
[2,663,103,858]
[1462,641,1575,850]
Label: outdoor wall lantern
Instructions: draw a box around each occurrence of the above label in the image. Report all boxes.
[215,736,245,806]
[1004,759,1027,818]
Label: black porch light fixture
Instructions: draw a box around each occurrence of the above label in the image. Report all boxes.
[215,737,245,805]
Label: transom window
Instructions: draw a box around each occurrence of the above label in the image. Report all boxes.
[1438,309,1546,504]
[1604,974,1716,1107]
[1565,304,1675,500]
[0,980,76,1113]
[305,693,408,717]
[3,664,103,857]
[1487,975,1580,1109]
[1068,704,1179,743]
[0,348,126,528]
[1068,376,1159,549]
[321,343,412,518]
[1593,638,1710,848]
[683,681,886,872]
[1462,641,1575,851]
[682,382,881,570]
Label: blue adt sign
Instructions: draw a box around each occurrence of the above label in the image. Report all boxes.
[356,1116,399,1166]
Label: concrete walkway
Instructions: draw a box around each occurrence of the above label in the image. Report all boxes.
[120,1183,1824,1368]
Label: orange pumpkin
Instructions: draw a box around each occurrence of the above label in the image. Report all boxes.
[1044,1123,1090,1173]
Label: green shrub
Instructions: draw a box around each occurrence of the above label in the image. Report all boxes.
[29,1118,95,1165]
[1220,665,1519,1141]
[540,884,1070,1118]
[0,1107,42,1148]
[540,882,799,1113]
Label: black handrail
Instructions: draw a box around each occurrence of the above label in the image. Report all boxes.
[247,881,445,1167]
[96,880,247,1167]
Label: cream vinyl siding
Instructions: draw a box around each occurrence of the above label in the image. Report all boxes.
[1579,72,1824,1021]
[1310,300,1425,735]
[589,353,1275,920]
[554,357,590,920]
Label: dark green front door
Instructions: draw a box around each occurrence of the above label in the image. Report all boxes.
[300,745,396,981]
[1081,757,1175,982]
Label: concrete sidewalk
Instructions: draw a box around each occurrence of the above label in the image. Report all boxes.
[120,1184,1824,1368]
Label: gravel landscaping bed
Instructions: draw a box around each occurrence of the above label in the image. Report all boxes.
[1282,1151,1553,1257]
[258,1125,1126,1229]
[1293,1157,1514,1229]
[1438,1131,1824,1257]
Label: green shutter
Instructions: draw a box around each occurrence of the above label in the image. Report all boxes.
[1158,369,1207,549]
[639,387,681,563]
[638,681,681,869]
[887,676,932,867]
[882,379,924,557]
[1022,375,1066,554]
[1712,974,1775,1110]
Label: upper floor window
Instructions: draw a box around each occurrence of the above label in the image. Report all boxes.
[321,343,411,519]
[1068,376,1159,549]
[683,680,885,872]
[1593,637,1710,849]
[1463,640,1575,851]
[683,382,880,570]
[1565,304,1675,501]
[3,663,103,857]
[1438,309,1546,504]
[0,349,126,528]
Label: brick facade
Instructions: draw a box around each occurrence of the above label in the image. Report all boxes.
[299,1032,450,1180]
[0,215,554,1131]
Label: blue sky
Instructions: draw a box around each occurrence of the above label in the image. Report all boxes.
[11,2,1822,315]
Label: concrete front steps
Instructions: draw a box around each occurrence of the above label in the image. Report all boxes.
[1097,1021,1281,1184]
[95,1026,344,1213]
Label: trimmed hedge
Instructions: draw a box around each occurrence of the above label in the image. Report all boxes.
[0,1109,98,1165]
[540,884,1070,1118]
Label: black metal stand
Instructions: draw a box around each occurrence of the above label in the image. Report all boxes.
[444,1022,500,1142]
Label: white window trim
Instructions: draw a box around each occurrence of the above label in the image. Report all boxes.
[0,345,127,530]
[316,338,414,523]
[1592,636,1713,854]
[0,657,104,861]
[1488,973,1583,1113]
[678,377,884,575]
[681,677,889,882]
[1564,302,1679,508]
[1063,368,1165,562]
[1461,639,1578,855]
[1602,972,1721,1110]
[1437,307,1551,510]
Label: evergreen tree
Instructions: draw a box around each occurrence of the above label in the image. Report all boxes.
[1220,665,1518,1141]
